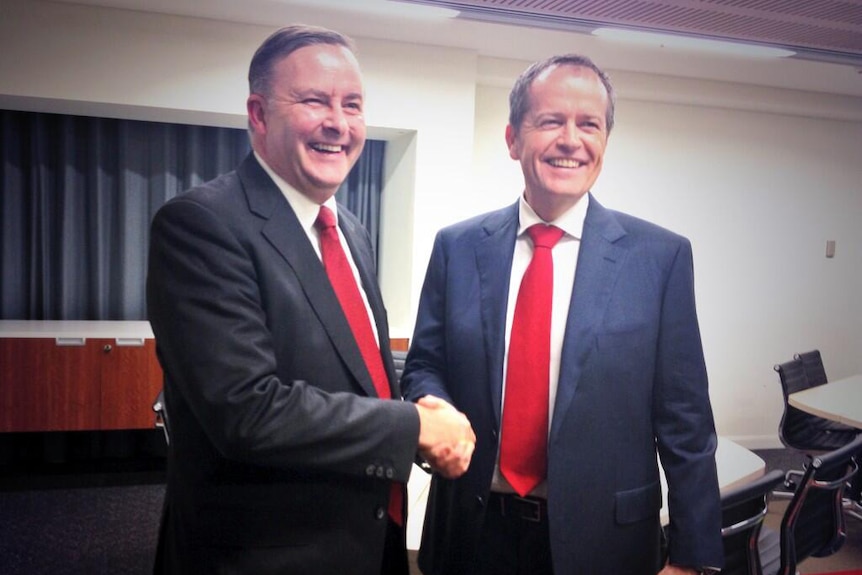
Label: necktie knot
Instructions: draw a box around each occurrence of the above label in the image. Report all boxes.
[316,205,337,231]
[528,224,564,250]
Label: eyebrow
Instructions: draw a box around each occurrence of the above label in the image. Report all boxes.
[292,88,363,101]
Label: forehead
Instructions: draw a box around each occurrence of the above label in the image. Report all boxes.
[527,64,607,110]
[275,44,364,91]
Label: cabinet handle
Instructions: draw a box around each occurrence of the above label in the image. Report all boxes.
[55,337,86,346]
[103,344,113,353]
[115,338,145,347]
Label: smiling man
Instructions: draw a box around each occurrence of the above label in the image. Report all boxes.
[401,54,724,575]
[147,25,474,575]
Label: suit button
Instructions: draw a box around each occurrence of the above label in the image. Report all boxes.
[375,506,386,520]
[491,429,498,440]
[385,468,395,479]
[366,465,376,476]
[375,467,385,478]
[476,496,485,507]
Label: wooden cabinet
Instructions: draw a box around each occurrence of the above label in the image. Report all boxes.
[0,321,162,432]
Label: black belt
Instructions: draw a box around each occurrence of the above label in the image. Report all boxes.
[489,492,547,523]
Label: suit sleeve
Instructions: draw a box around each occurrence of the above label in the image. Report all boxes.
[147,196,419,482]
[653,239,724,569]
[400,231,456,405]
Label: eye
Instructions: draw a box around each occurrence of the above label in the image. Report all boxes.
[538,118,562,129]
[344,101,363,113]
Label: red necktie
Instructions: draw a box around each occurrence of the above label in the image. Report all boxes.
[315,205,403,525]
[499,224,564,497]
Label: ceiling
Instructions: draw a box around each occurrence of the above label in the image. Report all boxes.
[53,0,862,98]
[402,0,862,67]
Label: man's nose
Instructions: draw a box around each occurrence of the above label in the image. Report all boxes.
[558,121,581,148]
[322,106,349,133]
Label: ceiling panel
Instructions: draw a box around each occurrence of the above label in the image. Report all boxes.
[399,0,862,66]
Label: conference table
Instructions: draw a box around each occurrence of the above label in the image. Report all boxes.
[405,436,765,549]
[788,373,862,429]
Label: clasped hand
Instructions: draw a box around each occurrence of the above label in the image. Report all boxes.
[416,395,475,479]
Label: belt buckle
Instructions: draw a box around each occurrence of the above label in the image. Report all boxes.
[505,495,542,522]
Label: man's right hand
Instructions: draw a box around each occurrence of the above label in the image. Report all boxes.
[415,395,475,479]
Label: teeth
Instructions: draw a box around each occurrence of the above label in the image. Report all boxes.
[312,143,342,153]
[548,158,582,168]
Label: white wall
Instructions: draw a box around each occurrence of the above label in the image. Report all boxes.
[2,0,861,447]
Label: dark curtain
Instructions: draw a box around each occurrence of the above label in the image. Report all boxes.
[0,109,386,321]
[0,109,386,466]
[336,138,386,257]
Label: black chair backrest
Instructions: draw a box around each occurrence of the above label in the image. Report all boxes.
[720,469,785,575]
[774,359,810,398]
[794,350,828,387]
[773,360,856,452]
[778,434,862,575]
[392,349,407,383]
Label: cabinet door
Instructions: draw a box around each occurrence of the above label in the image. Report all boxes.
[97,338,163,430]
[0,338,102,432]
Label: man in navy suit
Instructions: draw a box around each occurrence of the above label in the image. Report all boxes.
[147,25,474,575]
[401,54,723,575]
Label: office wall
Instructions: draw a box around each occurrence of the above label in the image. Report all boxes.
[2,0,861,446]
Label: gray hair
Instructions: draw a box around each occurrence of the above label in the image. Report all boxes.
[508,54,615,134]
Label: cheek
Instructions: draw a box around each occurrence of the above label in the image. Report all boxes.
[585,137,607,160]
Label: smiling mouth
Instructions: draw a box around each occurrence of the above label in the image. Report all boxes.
[311,143,344,154]
[547,158,584,168]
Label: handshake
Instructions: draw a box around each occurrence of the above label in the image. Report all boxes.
[415,396,476,479]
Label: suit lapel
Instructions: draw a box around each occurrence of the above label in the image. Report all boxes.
[237,155,380,398]
[551,195,628,441]
[475,202,520,427]
[338,212,399,398]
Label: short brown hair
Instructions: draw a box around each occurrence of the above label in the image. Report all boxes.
[248,24,356,98]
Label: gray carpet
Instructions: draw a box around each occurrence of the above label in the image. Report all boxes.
[0,483,163,575]
[1,447,860,575]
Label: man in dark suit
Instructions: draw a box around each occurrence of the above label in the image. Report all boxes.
[147,25,474,575]
[401,54,723,575]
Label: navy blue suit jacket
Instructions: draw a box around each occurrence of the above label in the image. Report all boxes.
[401,195,723,574]
[147,153,418,575]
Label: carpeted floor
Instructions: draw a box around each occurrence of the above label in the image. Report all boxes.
[0,483,164,575]
[1,444,861,575]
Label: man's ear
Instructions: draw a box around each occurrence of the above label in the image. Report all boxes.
[247,94,266,134]
[505,124,519,160]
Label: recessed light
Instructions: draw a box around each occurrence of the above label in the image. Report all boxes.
[592,27,795,59]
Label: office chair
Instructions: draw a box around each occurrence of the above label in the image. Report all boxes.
[153,388,170,445]
[794,349,862,519]
[773,359,858,496]
[772,434,862,575]
[793,350,829,387]
[792,349,859,437]
[392,349,407,382]
[719,469,784,575]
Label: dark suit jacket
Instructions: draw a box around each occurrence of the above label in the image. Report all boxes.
[147,153,419,575]
[401,195,723,574]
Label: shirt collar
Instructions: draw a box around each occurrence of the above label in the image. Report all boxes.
[254,151,339,232]
[518,193,589,240]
